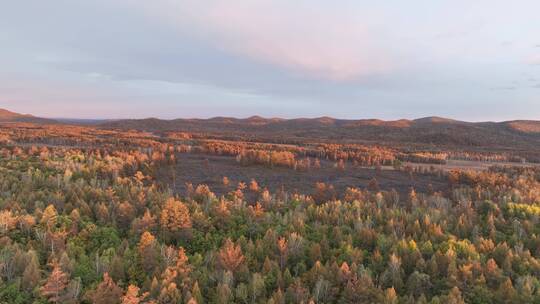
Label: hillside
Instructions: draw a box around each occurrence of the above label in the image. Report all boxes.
[100,116,540,149]
[2,107,539,150]
[0,108,57,124]
[504,120,540,134]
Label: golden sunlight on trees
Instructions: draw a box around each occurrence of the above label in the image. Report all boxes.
[40,261,69,303]
[121,285,148,304]
[218,238,245,273]
[160,198,192,241]
[86,273,123,304]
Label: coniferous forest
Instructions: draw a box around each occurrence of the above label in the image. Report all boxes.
[0,121,540,304]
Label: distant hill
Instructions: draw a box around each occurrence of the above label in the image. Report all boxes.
[504,121,540,134]
[53,118,110,125]
[0,108,58,124]
[2,106,539,150]
[100,115,540,149]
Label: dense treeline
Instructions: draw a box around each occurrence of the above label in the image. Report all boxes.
[1,142,540,304]
[2,123,537,169]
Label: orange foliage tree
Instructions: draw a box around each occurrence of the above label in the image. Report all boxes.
[218,238,245,273]
[160,198,192,240]
[40,261,69,303]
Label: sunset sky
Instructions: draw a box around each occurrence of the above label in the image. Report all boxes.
[1,1,539,120]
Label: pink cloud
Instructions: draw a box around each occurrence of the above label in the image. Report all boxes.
[527,54,540,65]
[149,0,395,81]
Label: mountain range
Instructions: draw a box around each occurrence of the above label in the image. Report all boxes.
[100,115,540,148]
[1,108,540,148]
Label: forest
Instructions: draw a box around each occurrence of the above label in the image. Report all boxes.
[1,122,540,303]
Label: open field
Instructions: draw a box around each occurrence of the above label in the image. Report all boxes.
[158,153,449,200]
[402,159,540,172]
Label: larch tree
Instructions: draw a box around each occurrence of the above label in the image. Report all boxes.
[277,237,288,270]
[158,281,182,304]
[41,204,58,229]
[138,231,159,273]
[0,210,16,234]
[160,197,192,240]
[176,247,191,278]
[383,287,398,304]
[131,209,157,236]
[86,272,123,304]
[218,238,245,273]
[121,285,148,304]
[40,261,69,304]
[249,179,259,192]
[116,201,135,230]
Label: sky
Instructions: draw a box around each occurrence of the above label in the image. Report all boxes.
[1,0,539,121]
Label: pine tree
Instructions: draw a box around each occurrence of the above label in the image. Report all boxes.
[216,283,232,303]
[445,286,465,304]
[250,272,266,302]
[22,251,41,291]
[191,281,203,304]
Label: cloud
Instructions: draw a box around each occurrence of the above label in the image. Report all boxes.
[146,0,396,81]
[2,0,540,120]
[490,86,516,91]
[527,54,540,65]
